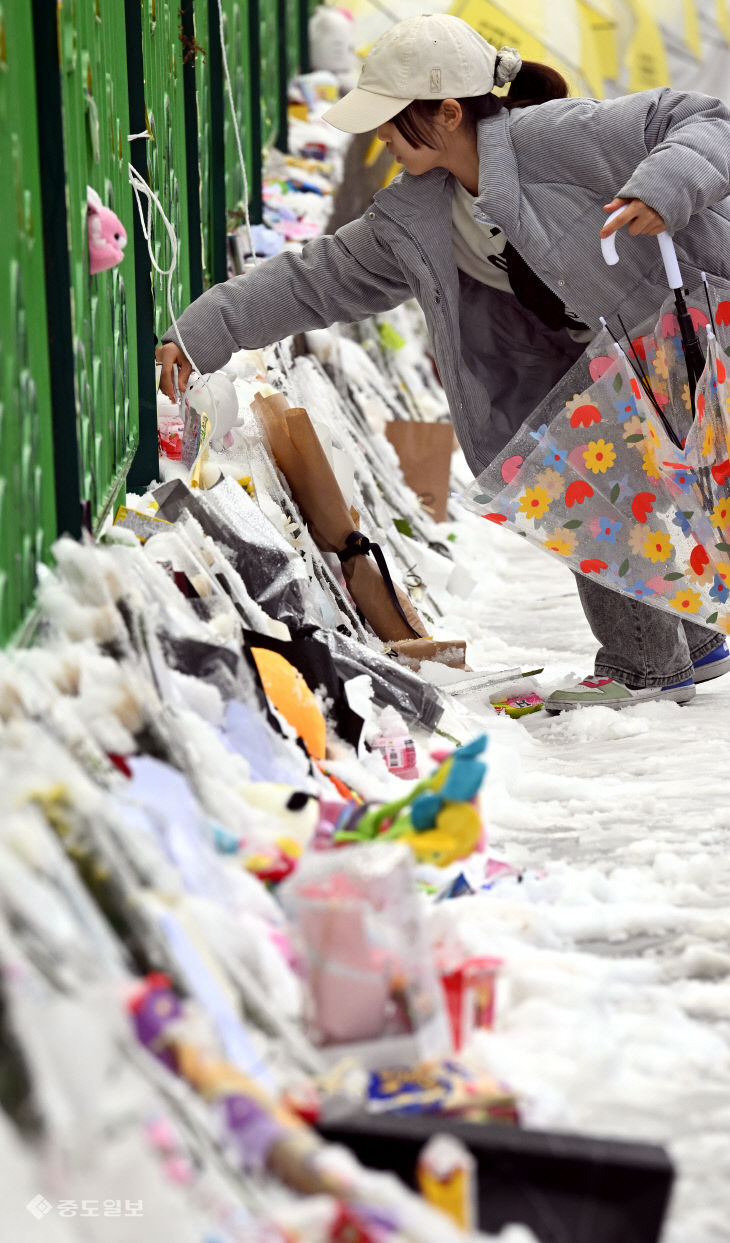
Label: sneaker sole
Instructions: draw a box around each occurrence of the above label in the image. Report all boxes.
[545,683,697,713]
[693,654,730,684]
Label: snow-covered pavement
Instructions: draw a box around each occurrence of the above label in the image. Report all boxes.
[431,498,730,1242]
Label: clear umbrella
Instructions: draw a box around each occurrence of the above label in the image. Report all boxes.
[461,223,730,635]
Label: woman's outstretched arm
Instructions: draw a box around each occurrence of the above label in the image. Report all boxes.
[158,213,412,396]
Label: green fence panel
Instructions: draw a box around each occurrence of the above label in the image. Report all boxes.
[175,0,211,293]
[284,0,301,82]
[219,0,258,226]
[56,0,141,532]
[0,2,58,644]
[198,0,228,284]
[191,0,212,285]
[179,0,204,300]
[258,0,280,151]
[139,0,200,344]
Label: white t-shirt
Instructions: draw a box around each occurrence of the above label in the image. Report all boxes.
[451,177,512,292]
[451,178,592,342]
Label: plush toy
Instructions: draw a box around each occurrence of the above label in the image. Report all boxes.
[308,5,357,90]
[180,371,240,487]
[87,186,127,274]
[334,735,488,867]
[183,372,239,449]
[397,803,482,867]
[209,783,320,884]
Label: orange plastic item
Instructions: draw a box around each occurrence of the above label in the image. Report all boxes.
[251,648,326,760]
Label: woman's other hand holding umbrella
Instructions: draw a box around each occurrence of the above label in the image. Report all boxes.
[600,197,666,239]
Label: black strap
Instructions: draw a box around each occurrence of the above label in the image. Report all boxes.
[337,531,414,632]
[504,240,585,333]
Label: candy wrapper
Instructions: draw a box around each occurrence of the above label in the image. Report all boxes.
[371,732,418,781]
[279,843,451,1069]
[366,1058,518,1124]
[489,676,545,719]
[113,506,173,543]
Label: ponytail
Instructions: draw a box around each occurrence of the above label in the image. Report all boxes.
[503,60,569,109]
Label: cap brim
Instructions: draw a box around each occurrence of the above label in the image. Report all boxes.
[322,86,413,134]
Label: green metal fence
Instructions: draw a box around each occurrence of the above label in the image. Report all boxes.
[220,0,259,228]
[56,0,142,534]
[0,0,57,644]
[284,0,303,82]
[184,0,219,288]
[258,0,281,152]
[140,0,200,339]
[1,0,311,643]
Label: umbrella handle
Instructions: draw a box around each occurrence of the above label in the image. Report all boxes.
[600,207,683,290]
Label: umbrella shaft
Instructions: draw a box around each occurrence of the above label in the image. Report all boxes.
[674,292,705,395]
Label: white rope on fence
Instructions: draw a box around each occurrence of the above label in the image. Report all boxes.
[127,157,200,378]
[125,5,263,381]
[215,0,258,266]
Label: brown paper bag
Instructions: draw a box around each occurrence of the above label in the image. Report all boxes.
[385,421,455,523]
[252,392,427,642]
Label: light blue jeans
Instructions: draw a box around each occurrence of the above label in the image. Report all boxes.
[575,574,725,689]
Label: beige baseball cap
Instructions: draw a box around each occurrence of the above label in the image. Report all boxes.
[322,14,521,134]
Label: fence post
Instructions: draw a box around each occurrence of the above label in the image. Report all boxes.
[207,0,229,283]
[276,0,290,154]
[299,0,310,74]
[247,0,264,224]
[125,0,162,493]
[181,1,206,301]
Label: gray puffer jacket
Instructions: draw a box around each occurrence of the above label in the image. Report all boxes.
[164,87,730,474]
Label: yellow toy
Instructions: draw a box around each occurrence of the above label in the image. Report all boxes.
[397,802,482,867]
[334,735,488,867]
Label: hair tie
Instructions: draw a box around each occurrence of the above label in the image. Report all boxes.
[494,46,522,87]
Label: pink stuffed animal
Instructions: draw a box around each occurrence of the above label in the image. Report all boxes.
[87,186,127,275]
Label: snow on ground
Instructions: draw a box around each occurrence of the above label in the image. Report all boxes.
[429,484,730,1243]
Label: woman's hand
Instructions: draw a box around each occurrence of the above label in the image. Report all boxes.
[156,342,193,401]
[600,197,666,238]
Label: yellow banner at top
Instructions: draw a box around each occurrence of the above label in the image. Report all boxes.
[623,0,671,91]
[449,0,587,96]
[682,0,702,58]
[449,0,627,99]
[577,0,618,95]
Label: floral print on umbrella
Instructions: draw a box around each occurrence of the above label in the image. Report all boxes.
[463,284,730,635]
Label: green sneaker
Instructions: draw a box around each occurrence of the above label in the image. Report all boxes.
[545,676,696,713]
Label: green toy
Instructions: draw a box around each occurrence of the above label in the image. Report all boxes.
[334,735,488,867]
